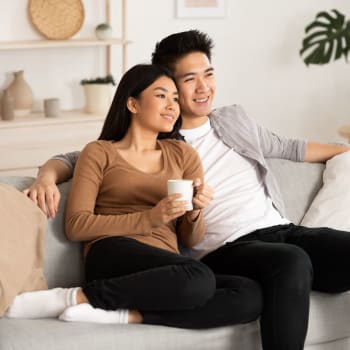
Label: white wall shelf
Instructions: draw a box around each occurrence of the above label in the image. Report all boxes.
[0,0,128,74]
[0,110,105,128]
[0,38,130,51]
[0,111,105,176]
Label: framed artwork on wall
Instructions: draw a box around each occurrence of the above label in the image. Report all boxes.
[176,0,226,18]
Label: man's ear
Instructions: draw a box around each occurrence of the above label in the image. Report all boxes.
[126,97,138,114]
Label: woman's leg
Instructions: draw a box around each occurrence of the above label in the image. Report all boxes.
[62,274,263,328]
[143,274,262,329]
[82,237,216,312]
[6,287,80,319]
[81,237,263,329]
[6,236,213,321]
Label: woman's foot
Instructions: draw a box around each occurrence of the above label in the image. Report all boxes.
[59,303,131,324]
[6,287,79,319]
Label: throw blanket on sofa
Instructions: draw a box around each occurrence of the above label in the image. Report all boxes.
[0,183,48,317]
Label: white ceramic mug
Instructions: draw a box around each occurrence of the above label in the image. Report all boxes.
[167,179,193,211]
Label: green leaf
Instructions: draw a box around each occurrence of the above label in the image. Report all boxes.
[335,36,343,59]
[300,9,350,65]
[316,10,344,29]
[302,30,329,48]
[305,21,330,33]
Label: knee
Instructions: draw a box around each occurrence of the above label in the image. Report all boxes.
[276,245,313,290]
[281,246,313,273]
[179,261,216,308]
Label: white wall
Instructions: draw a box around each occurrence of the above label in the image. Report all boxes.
[1,0,350,142]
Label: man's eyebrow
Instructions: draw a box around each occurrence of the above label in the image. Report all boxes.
[178,67,214,79]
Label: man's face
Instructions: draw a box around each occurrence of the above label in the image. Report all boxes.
[174,52,216,128]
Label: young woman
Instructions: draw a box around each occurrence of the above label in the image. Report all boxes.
[6,64,262,328]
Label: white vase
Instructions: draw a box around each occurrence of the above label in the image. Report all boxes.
[7,70,33,117]
[83,84,112,115]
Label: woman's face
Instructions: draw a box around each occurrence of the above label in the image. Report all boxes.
[131,76,180,134]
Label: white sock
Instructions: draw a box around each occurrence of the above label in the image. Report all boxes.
[59,303,129,324]
[6,287,79,319]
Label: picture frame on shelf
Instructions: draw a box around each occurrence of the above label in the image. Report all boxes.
[176,0,226,18]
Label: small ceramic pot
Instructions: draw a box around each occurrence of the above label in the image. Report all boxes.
[95,23,113,40]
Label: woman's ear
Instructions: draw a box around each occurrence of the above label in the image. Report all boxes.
[126,97,138,114]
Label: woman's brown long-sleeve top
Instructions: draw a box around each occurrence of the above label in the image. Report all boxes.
[65,139,205,256]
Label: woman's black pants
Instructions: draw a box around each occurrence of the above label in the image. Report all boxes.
[82,236,262,329]
[201,223,350,350]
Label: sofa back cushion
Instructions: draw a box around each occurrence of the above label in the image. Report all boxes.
[266,159,324,224]
[46,181,84,288]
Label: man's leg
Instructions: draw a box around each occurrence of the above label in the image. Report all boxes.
[283,224,350,293]
[201,231,313,350]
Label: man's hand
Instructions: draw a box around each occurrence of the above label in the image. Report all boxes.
[304,142,350,163]
[187,178,214,221]
[23,159,72,218]
[23,176,60,218]
[192,178,213,209]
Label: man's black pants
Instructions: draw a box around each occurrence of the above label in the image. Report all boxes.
[201,223,350,350]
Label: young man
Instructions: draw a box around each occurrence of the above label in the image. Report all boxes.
[26,30,350,350]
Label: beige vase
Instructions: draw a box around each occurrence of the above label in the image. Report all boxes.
[1,89,15,121]
[83,84,112,115]
[7,70,33,117]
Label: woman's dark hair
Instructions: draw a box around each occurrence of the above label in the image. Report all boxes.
[98,64,183,141]
[151,30,214,72]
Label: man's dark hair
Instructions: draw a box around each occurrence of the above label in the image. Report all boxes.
[151,30,214,72]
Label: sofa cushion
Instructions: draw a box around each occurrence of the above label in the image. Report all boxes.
[0,176,35,191]
[45,181,84,288]
[307,291,350,344]
[0,318,261,350]
[266,159,324,224]
[1,290,350,350]
[301,151,350,230]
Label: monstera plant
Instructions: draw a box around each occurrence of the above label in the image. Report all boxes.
[300,9,350,65]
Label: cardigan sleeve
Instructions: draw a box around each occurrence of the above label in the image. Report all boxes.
[257,122,307,162]
[51,151,81,177]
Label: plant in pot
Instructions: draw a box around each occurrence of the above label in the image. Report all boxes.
[300,9,350,65]
[81,74,116,115]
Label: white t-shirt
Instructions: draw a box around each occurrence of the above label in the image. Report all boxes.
[180,120,290,259]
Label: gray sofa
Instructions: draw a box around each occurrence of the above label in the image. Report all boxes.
[1,158,350,350]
